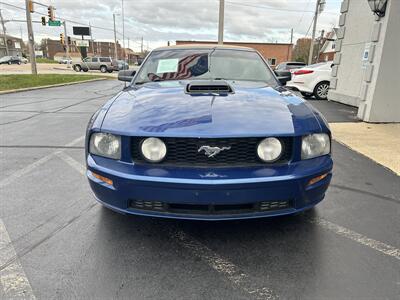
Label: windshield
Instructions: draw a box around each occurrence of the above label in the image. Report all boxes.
[134,48,277,85]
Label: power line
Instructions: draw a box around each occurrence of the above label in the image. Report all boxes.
[304,14,315,37]
[225,1,339,15]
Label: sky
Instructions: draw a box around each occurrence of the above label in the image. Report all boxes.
[1,0,342,52]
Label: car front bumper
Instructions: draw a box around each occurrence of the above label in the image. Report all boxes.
[87,154,333,220]
[286,81,313,93]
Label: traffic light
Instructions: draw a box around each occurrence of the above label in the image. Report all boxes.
[28,0,34,13]
[48,6,55,21]
[41,17,46,26]
[60,33,64,45]
[67,36,71,45]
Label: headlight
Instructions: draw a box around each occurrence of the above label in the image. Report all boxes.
[257,137,283,162]
[141,137,167,162]
[301,133,330,160]
[89,132,121,159]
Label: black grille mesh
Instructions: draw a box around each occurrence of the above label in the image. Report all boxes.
[132,137,293,167]
[129,200,292,215]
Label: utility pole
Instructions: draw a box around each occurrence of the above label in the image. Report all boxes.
[316,29,325,63]
[63,21,70,68]
[121,0,125,60]
[218,0,225,44]
[113,13,118,60]
[308,0,325,65]
[287,28,293,61]
[0,9,9,56]
[25,0,37,74]
[89,22,94,55]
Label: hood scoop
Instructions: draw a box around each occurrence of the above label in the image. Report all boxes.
[185,80,234,95]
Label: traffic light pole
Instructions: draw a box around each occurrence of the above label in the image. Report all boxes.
[63,21,70,68]
[25,0,37,74]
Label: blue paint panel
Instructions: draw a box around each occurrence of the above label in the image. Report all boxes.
[86,78,333,220]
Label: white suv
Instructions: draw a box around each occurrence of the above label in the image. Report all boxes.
[286,62,332,100]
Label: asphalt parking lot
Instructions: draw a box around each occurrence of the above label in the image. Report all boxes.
[1,80,399,299]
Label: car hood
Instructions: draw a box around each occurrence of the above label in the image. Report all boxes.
[101,81,322,137]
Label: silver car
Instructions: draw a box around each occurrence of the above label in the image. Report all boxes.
[73,57,118,73]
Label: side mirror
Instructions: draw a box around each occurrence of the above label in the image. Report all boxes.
[277,76,288,85]
[118,70,136,82]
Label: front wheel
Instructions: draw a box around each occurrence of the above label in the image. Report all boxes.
[74,65,82,72]
[100,66,107,73]
[313,81,330,100]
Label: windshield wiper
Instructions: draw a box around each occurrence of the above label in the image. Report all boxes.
[134,81,150,85]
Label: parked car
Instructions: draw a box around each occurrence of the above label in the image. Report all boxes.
[19,57,28,64]
[286,62,332,100]
[274,61,306,85]
[85,45,333,221]
[117,60,129,70]
[0,56,23,65]
[59,57,72,64]
[73,56,118,73]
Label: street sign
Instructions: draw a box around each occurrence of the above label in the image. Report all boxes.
[73,26,90,36]
[75,40,89,47]
[48,20,61,26]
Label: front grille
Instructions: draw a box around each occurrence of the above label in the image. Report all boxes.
[130,200,293,215]
[131,137,293,167]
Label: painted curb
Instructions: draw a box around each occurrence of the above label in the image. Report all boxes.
[0,78,109,95]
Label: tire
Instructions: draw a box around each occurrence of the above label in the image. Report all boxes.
[18,61,21,65]
[107,70,113,73]
[83,68,88,72]
[100,65,107,73]
[74,65,82,72]
[8,61,11,65]
[313,81,330,100]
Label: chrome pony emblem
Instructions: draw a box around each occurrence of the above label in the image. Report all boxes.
[198,145,231,157]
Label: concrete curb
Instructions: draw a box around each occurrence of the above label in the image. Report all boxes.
[0,78,109,95]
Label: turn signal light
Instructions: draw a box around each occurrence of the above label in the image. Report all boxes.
[307,173,328,186]
[294,70,314,75]
[92,172,113,186]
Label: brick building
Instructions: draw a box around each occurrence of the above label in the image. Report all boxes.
[175,40,293,68]
[44,38,129,61]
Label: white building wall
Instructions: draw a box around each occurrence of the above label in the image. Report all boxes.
[329,0,400,122]
[328,0,375,107]
[361,0,400,122]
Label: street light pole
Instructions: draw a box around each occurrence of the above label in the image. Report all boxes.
[0,9,9,56]
[113,13,118,60]
[24,0,37,74]
[218,0,225,44]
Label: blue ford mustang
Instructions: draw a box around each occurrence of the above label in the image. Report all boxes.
[85,45,333,220]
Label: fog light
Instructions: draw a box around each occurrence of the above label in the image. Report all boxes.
[91,171,113,186]
[308,173,328,186]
